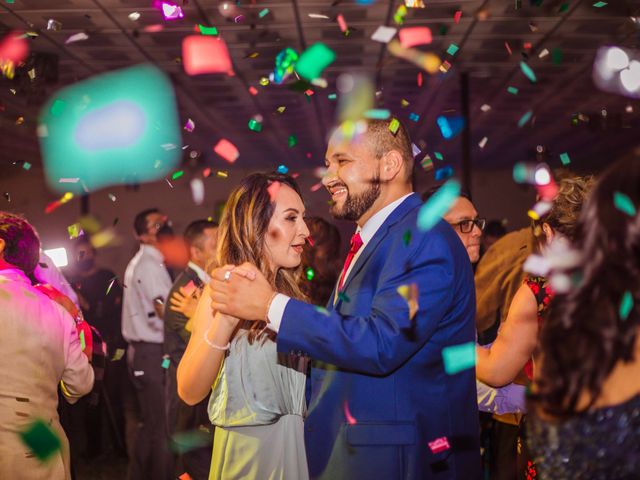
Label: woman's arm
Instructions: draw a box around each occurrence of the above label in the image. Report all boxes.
[177,285,238,405]
[476,283,540,387]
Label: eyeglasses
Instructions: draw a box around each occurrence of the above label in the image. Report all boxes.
[450,218,486,234]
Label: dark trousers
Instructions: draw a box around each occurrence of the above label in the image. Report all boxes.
[166,362,213,480]
[127,342,170,480]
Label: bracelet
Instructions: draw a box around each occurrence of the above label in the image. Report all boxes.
[204,327,230,351]
[265,292,278,323]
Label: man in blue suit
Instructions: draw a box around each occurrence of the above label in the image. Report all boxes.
[210,119,481,479]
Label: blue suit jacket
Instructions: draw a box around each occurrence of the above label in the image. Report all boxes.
[277,194,481,479]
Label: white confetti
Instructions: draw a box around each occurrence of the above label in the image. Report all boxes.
[65,32,89,44]
[371,25,398,43]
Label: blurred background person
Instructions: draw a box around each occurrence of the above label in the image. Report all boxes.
[122,208,173,480]
[300,217,342,306]
[529,156,640,479]
[164,219,218,480]
[481,220,508,257]
[476,175,594,480]
[0,212,94,479]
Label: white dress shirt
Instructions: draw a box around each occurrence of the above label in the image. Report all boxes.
[122,244,173,343]
[267,193,415,332]
[188,261,211,283]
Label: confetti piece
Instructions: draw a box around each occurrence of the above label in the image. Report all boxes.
[277,165,289,174]
[273,48,299,84]
[143,24,164,33]
[434,151,444,161]
[539,48,549,58]
[478,137,488,149]
[65,32,89,44]
[454,10,462,23]
[343,400,357,425]
[428,436,450,454]
[559,152,570,165]
[420,154,433,172]
[184,118,195,132]
[403,230,412,246]
[404,0,425,7]
[435,166,454,181]
[371,25,397,43]
[306,267,315,281]
[47,19,62,31]
[111,348,125,361]
[446,43,459,56]
[171,170,184,180]
[288,135,298,147]
[182,36,232,75]
[442,341,476,375]
[68,223,82,239]
[197,24,218,36]
[106,277,117,296]
[79,329,86,351]
[190,178,204,205]
[593,1,607,7]
[162,356,171,369]
[394,5,407,25]
[398,27,433,48]
[552,48,563,64]
[389,118,400,134]
[179,473,193,480]
[248,118,262,132]
[364,109,391,120]
[505,41,512,56]
[619,291,633,320]
[295,43,335,81]
[613,191,637,216]
[39,64,181,194]
[337,14,348,33]
[417,179,460,231]
[308,13,330,19]
[259,8,270,18]
[520,61,537,82]
[248,86,258,96]
[436,115,464,139]
[171,429,211,454]
[108,193,116,202]
[507,86,519,95]
[160,2,184,20]
[19,418,61,461]
[23,162,31,170]
[408,113,420,122]
[517,110,533,127]
[480,104,491,112]
[338,292,350,302]
[527,201,552,220]
[213,139,239,163]
[128,12,141,21]
[267,181,281,202]
[397,283,419,319]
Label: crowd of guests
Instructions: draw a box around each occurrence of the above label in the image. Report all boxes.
[0,117,638,480]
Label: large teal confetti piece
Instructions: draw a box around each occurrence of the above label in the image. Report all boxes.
[613,191,637,216]
[619,291,633,321]
[364,109,391,119]
[559,152,570,165]
[517,110,533,127]
[520,61,537,82]
[442,341,476,375]
[295,43,335,81]
[19,418,62,461]
[38,64,181,194]
[417,179,460,231]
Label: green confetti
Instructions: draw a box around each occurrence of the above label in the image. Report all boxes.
[552,48,563,65]
[19,418,62,461]
[434,151,444,161]
[67,223,82,239]
[446,43,459,56]
[559,2,570,12]
[197,24,218,35]
[442,341,476,375]
[517,110,533,128]
[420,154,433,171]
[507,86,519,95]
[314,306,330,316]
[170,429,211,454]
[306,267,315,281]
[50,99,66,117]
[619,291,633,321]
[248,119,262,132]
[111,348,125,361]
[438,25,448,36]
[328,93,337,100]
[389,118,400,134]
[295,43,336,81]
[79,330,86,351]
[593,1,607,7]
[23,162,31,170]
[338,292,351,303]
[364,109,391,120]
[417,179,460,232]
[613,191,637,216]
[288,135,297,147]
[559,152,571,165]
[171,170,184,180]
[403,230,412,246]
[520,61,537,82]
[161,356,170,369]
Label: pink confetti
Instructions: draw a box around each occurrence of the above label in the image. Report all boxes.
[182,36,233,75]
[143,24,164,33]
[182,280,197,297]
[248,86,258,95]
[304,89,315,96]
[267,181,281,202]
[202,167,212,178]
[307,236,315,247]
[161,2,184,20]
[398,27,433,48]
[428,436,450,454]
[337,14,348,33]
[523,41,532,50]
[213,139,239,163]
[504,41,512,56]
[417,72,423,87]
[184,118,195,132]
[310,182,323,192]
[0,31,29,65]
[343,400,357,425]
[454,10,462,24]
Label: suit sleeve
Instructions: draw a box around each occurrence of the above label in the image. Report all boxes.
[277,233,458,375]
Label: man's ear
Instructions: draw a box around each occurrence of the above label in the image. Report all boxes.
[379,150,403,182]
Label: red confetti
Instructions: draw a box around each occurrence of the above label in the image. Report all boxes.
[398,27,433,48]
[523,41,532,50]
[182,36,232,75]
[267,181,281,202]
[337,14,348,33]
[310,182,323,192]
[202,167,212,178]
[454,10,462,24]
[0,31,29,65]
[248,86,258,95]
[428,436,450,454]
[213,139,239,163]
[343,400,357,425]
[307,236,315,247]
[505,41,512,56]
[417,72,423,87]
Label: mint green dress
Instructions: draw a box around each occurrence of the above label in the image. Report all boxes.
[207,325,309,479]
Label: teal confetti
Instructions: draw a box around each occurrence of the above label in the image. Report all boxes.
[314,306,330,315]
[593,1,607,7]
[19,418,62,461]
[442,341,476,375]
[408,113,420,122]
[403,230,412,246]
[171,170,184,180]
[259,8,270,17]
[277,164,289,174]
[248,118,262,132]
[328,93,337,100]
[23,162,31,170]
[161,357,170,369]
[364,109,391,120]
[517,110,533,127]
[507,86,519,95]
[559,152,570,165]
[619,291,633,321]
[338,292,351,303]
[197,25,218,36]
[552,48,563,65]
[434,151,444,161]
[613,191,637,216]
[446,43,459,56]
[170,429,211,454]
[520,61,537,82]
[417,179,460,232]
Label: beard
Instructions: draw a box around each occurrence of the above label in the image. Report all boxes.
[330,174,381,221]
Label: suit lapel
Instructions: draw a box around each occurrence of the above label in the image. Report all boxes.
[336,194,422,301]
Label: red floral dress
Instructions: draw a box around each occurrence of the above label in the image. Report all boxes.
[523,276,554,381]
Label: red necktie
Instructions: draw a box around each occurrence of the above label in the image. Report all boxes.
[338,232,364,291]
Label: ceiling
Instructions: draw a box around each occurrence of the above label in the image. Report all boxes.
[1,0,639,183]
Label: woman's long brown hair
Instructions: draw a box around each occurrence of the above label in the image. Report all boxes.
[213,172,308,343]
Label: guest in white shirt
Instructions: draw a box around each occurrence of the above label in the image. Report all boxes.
[122,208,173,480]
[0,212,94,480]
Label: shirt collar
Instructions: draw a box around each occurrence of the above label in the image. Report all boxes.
[188,261,210,283]
[140,244,164,261]
[0,268,30,284]
[358,193,415,244]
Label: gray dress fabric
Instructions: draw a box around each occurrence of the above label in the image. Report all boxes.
[208,324,309,479]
